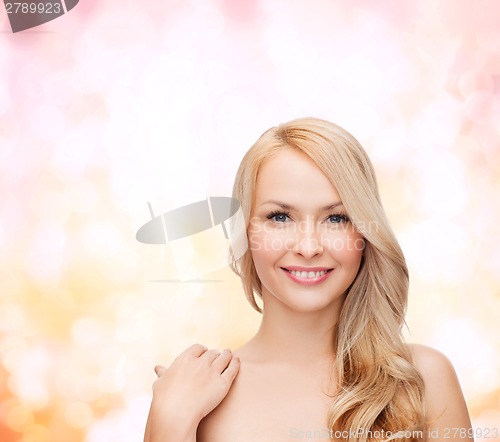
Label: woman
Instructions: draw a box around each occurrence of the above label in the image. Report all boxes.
[144,118,473,442]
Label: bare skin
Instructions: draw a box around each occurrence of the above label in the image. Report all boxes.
[145,342,473,442]
[144,344,241,442]
[196,340,337,442]
[144,149,472,441]
[409,344,473,441]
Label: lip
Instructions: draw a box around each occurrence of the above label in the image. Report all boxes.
[280,267,333,286]
[282,266,333,272]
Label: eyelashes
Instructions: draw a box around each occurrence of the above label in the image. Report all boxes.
[266,210,291,223]
[266,210,350,224]
[327,213,350,224]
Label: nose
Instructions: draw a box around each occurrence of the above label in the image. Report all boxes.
[291,219,323,259]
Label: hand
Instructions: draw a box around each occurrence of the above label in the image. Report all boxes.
[144,343,241,442]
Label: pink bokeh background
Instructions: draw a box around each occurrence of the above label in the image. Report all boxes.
[1,0,499,441]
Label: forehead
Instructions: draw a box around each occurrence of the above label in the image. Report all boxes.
[254,149,341,207]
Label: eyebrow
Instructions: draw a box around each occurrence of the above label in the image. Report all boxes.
[259,200,344,211]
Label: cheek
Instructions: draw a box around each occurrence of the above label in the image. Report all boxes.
[248,228,274,270]
[248,233,276,287]
[248,226,292,255]
[248,228,292,279]
[326,232,364,263]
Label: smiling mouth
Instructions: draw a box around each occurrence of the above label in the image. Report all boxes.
[281,268,333,280]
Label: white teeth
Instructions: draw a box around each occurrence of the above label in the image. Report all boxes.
[289,269,328,279]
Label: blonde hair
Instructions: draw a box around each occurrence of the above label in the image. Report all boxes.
[229,117,426,441]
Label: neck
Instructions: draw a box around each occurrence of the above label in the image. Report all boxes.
[244,290,344,367]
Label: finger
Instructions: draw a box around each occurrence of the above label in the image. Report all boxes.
[221,356,240,386]
[212,349,232,373]
[202,348,222,364]
[154,365,167,378]
[184,343,209,358]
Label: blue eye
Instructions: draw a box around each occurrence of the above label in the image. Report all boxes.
[328,213,349,224]
[267,211,290,222]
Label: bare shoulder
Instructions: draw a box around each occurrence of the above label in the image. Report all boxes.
[406,343,456,379]
[406,343,464,403]
[405,343,473,441]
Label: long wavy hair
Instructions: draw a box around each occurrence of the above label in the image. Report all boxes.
[229,117,426,441]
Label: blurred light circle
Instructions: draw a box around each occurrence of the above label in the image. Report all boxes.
[473,409,500,439]
[0,305,26,333]
[19,424,50,442]
[0,80,11,116]
[98,346,122,370]
[25,225,66,289]
[5,404,34,432]
[51,132,95,182]
[28,104,65,141]
[55,365,79,398]
[464,91,495,122]
[459,69,494,97]
[32,190,70,224]
[6,344,52,408]
[17,63,45,100]
[64,401,93,429]
[76,376,102,403]
[72,317,106,347]
[432,318,497,398]
[98,368,125,394]
[66,180,98,214]
[476,29,500,53]
[43,70,76,107]
[380,179,412,212]
[3,341,27,372]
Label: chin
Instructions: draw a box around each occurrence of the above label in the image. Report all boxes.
[266,289,346,314]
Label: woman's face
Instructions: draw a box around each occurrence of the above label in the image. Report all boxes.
[248,148,364,314]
